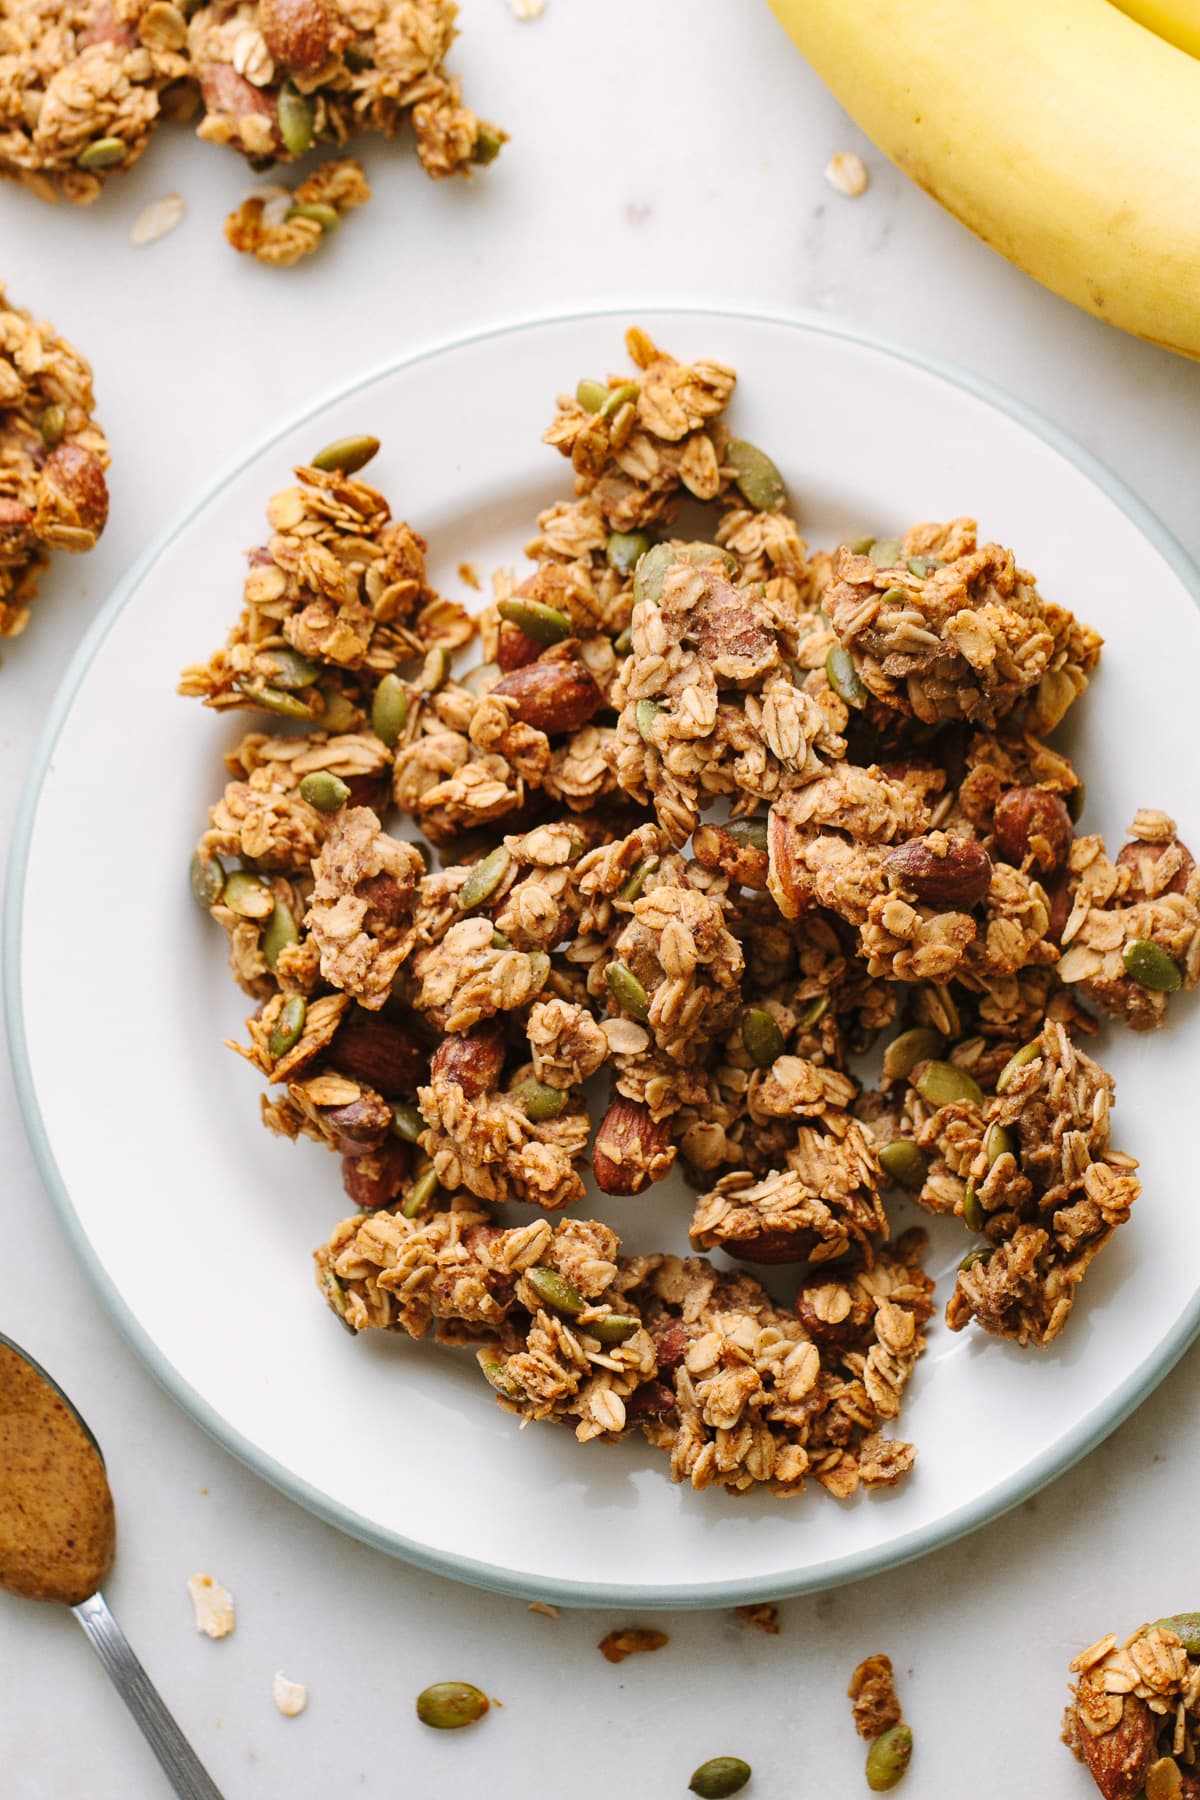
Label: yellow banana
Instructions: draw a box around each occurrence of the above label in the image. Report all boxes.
[766,0,1200,357]
[1107,0,1200,59]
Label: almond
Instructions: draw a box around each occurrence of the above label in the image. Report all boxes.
[323,1088,392,1154]
[35,445,108,548]
[1078,1696,1157,1800]
[497,620,544,671]
[331,1014,427,1097]
[1117,836,1196,898]
[691,821,769,890]
[197,62,282,145]
[624,1378,676,1419]
[725,1226,819,1265]
[766,806,812,919]
[341,1140,410,1210]
[492,660,602,735]
[431,1021,506,1098]
[0,499,33,549]
[358,871,410,929]
[992,786,1073,873]
[592,1096,675,1195]
[882,833,992,909]
[260,0,333,73]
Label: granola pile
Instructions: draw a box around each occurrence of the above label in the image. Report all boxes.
[1064,1618,1200,1799]
[183,328,1198,1498]
[0,0,502,204]
[0,285,110,638]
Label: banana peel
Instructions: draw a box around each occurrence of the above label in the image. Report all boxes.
[766,0,1200,358]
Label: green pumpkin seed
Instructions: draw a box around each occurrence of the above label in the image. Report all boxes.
[371,673,409,746]
[510,1076,567,1122]
[958,1247,992,1273]
[879,585,908,606]
[719,820,764,857]
[471,121,505,164]
[415,1682,489,1730]
[525,1265,585,1316]
[726,438,786,512]
[795,993,830,1030]
[635,698,662,742]
[419,645,451,693]
[869,537,903,567]
[457,845,513,912]
[262,900,299,969]
[236,678,312,718]
[995,1039,1042,1094]
[76,136,126,169]
[317,688,359,732]
[321,1268,355,1332]
[277,82,315,156]
[223,870,275,920]
[311,433,380,475]
[878,1139,929,1192]
[846,536,876,555]
[576,378,609,413]
[882,1027,945,1082]
[605,961,650,1022]
[825,644,869,710]
[606,530,651,575]
[403,1165,439,1218]
[587,1314,640,1346]
[1123,938,1183,992]
[1067,779,1086,823]
[1152,1615,1200,1655]
[254,646,320,690]
[189,851,225,908]
[633,541,675,607]
[962,1183,985,1232]
[287,200,339,231]
[491,930,509,949]
[497,596,572,643]
[850,1023,879,1057]
[619,857,659,902]
[866,1723,912,1792]
[479,1356,524,1399]
[924,982,961,1039]
[39,404,67,446]
[906,555,936,577]
[682,541,738,572]
[299,770,351,812]
[614,626,632,654]
[268,995,307,1059]
[985,1122,1015,1166]
[915,1060,984,1108]
[742,1007,784,1068]
[391,1102,425,1144]
[343,34,373,68]
[688,1756,752,1798]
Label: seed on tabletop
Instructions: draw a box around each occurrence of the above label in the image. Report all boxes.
[825,150,869,197]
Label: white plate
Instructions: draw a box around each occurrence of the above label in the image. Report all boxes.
[9,305,1200,1608]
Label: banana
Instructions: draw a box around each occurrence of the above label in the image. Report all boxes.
[766,0,1200,357]
[1108,0,1200,59]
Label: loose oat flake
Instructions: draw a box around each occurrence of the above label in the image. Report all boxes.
[507,0,545,17]
[273,1670,308,1716]
[187,1573,235,1639]
[826,151,869,197]
[131,193,185,247]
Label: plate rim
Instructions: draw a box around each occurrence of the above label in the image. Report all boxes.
[8,298,1200,1610]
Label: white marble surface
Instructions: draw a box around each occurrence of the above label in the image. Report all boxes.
[3,2,1200,1795]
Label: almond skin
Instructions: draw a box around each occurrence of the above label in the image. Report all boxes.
[36,444,109,546]
[324,1088,393,1155]
[624,1378,676,1419]
[260,0,334,73]
[431,1021,506,1098]
[1078,1695,1157,1800]
[492,660,602,735]
[331,1014,427,1098]
[341,1140,409,1210]
[727,1226,818,1265]
[992,786,1073,874]
[592,1096,675,1195]
[882,833,992,909]
[497,621,544,671]
[0,499,34,549]
[197,62,283,147]
[1117,836,1196,898]
[691,822,769,890]
[766,806,812,919]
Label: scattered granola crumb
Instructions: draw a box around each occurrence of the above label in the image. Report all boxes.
[225,160,372,268]
[825,151,869,198]
[131,193,186,247]
[507,0,545,17]
[458,561,481,590]
[273,1671,308,1717]
[528,1601,559,1619]
[848,1653,902,1739]
[599,1627,669,1664]
[186,1573,235,1640]
[735,1603,781,1635]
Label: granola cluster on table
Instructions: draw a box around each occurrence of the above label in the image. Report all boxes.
[182,328,1200,1499]
[1065,1618,1200,1799]
[0,285,109,638]
[0,0,502,205]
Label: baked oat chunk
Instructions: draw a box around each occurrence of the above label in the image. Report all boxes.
[306,805,425,1007]
[1059,811,1200,1030]
[0,286,109,637]
[188,0,503,178]
[0,0,190,204]
[822,518,1102,731]
[225,154,370,264]
[1064,1619,1200,1800]
[848,1654,903,1741]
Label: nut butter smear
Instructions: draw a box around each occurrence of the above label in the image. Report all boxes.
[0,1338,114,1604]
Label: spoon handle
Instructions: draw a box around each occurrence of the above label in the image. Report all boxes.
[72,1591,224,1800]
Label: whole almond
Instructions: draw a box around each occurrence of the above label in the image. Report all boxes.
[882,833,992,909]
[492,660,602,735]
[726,1226,819,1264]
[497,621,544,671]
[992,786,1073,873]
[36,444,109,547]
[1117,836,1196,898]
[260,0,334,73]
[592,1095,674,1195]
[323,1088,392,1154]
[431,1021,506,1098]
[341,1140,410,1210]
[1078,1695,1157,1800]
[0,498,34,547]
[624,1378,676,1419]
[332,1014,427,1097]
[766,806,812,919]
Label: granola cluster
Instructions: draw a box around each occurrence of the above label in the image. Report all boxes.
[224,154,370,265]
[1065,1619,1200,1799]
[185,328,1194,1499]
[0,285,110,638]
[0,0,502,204]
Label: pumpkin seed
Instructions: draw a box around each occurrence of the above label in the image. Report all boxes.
[915,1060,984,1108]
[587,1314,640,1346]
[633,541,675,607]
[268,995,307,1059]
[402,1165,439,1217]
[321,1269,355,1332]
[287,201,339,231]
[635,698,662,742]
[682,541,738,572]
[726,818,768,854]
[278,82,315,156]
[77,136,126,169]
[825,644,869,711]
[985,1122,1015,1165]
[189,851,225,908]
[510,1076,567,1122]
[741,1007,784,1068]
[311,433,379,475]
[962,1183,985,1232]
[847,536,876,555]
[1123,938,1183,992]
[391,1102,425,1144]
[795,993,830,1030]
[619,856,659,902]
[236,678,311,718]
[726,438,786,511]
[606,530,651,575]
[575,378,609,413]
[39,404,67,446]
[958,1247,992,1273]
[299,770,350,812]
[995,1039,1041,1093]
[371,673,408,746]
[457,845,513,911]
[605,961,650,1021]
[415,1682,489,1730]
[1067,779,1086,823]
[497,596,572,643]
[878,1139,929,1192]
[879,585,908,606]
[254,647,319,690]
[525,1265,585,1316]
[471,122,505,164]
[614,626,632,654]
[418,645,451,692]
[222,870,275,920]
[882,1027,945,1083]
[869,537,903,567]
[262,900,299,969]
[688,1756,752,1798]
[1152,1615,1200,1655]
[866,1723,912,1791]
[318,688,358,732]
[906,555,936,577]
[479,1356,524,1398]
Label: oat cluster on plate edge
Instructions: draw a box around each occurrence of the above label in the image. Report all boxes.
[180,327,1200,1501]
[0,0,503,206]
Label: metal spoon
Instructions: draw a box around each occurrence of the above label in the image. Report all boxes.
[0,1332,223,1799]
